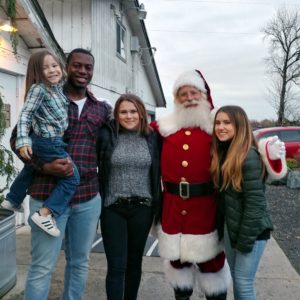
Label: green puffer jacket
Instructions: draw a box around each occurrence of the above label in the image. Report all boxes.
[217,147,273,253]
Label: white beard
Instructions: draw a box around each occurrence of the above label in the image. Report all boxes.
[157,97,215,137]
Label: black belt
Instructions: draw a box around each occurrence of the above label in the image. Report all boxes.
[165,181,214,199]
[112,197,152,206]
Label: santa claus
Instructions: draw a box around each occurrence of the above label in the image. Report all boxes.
[151,69,286,300]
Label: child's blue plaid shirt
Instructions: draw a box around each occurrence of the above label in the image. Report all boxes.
[16,82,68,149]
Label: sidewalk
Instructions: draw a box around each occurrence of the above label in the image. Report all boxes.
[3,225,300,300]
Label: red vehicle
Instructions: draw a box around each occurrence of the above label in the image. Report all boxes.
[253,126,300,159]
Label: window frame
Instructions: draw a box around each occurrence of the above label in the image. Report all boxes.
[116,19,126,61]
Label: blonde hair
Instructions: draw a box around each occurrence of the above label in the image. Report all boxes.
[210,105,262,192]
[25,49,65,99]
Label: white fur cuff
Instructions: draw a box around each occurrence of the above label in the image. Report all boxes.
[258,138,287,180]
[164,260,195,290]
[196,260,231,296]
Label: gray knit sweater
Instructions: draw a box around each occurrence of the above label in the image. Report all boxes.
[104,131,152,207]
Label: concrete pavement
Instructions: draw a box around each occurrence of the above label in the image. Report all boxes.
[2,225,300,300]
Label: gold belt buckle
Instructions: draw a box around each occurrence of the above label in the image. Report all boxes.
[179,181,190,199]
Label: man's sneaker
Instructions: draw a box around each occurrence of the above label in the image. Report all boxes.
[0,199,24,213]
[31,211,60,237]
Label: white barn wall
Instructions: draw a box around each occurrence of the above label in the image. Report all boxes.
[38,0,92,52]
[90,0,156,112]
[138,67,158,113]
[91,0,133,103]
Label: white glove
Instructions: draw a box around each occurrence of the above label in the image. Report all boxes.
[266,136,286,160]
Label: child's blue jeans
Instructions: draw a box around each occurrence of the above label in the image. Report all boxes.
[6,133,80,217]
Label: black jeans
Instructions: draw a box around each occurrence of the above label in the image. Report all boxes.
[101,203,153,300]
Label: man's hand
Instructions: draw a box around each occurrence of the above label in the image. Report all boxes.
[42,158,74,177]
[19,146,32,161]
[267,136,286,160]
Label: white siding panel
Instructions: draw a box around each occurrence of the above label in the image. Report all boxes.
[62,1,73,52]
[52,1,62,43]
[71,0,82,48]
[91,0,136,103]
[82,0,92,51]
[38,0,92,53]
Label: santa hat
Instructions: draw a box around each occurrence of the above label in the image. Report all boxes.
[173,69,214,109]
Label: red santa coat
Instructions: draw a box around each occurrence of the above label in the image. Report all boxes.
[152,121,224,265]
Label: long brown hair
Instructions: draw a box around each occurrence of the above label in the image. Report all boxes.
[210,105,262,191]
[113,93,152,136]
[25,49,65,98]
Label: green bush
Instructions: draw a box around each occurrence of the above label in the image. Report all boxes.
[286,158,300,170]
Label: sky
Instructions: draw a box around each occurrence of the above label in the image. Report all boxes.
[142,0,299,121]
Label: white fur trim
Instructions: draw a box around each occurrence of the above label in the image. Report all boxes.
[196,260,231,296]
[158,225,224,263]
[156,111,184,137]
[181,232,224,263]
[173,70,207,97]
[157,100,213,136]
[164,259,195,289]
[157,226,181,260]
[258,138,288,180]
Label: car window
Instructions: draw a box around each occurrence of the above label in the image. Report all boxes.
[280,130,300,142]
[260,131,280,139]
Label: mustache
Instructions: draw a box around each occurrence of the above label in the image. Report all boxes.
[183,99,199,107]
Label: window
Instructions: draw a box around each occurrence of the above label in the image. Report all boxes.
[259,131,279,139]
[116,20,126,60]
[280,130,300,142]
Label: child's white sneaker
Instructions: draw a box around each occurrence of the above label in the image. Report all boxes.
[31,211,60,237]
[0,199,24,213]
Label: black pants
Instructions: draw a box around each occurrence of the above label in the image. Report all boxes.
[101,203,153,300]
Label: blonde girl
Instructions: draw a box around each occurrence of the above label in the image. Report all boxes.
[1,50,79,237]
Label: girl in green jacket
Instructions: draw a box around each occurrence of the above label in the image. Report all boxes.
[210,105,273,300]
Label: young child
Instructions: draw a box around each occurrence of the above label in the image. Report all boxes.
[210,105,285,300]
[0,50,79,237]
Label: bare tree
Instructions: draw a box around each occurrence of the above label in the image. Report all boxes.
[262,6,300,125]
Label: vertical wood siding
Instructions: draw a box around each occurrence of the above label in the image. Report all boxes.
[38,0,92,52]
[90,0,156,110]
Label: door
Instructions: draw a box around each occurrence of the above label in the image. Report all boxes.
[0,71,27,225]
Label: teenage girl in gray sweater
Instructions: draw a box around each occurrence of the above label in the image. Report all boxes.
[97,94,162,300]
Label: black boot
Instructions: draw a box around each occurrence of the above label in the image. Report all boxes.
[174,288,193,300]
[206,292,227,300]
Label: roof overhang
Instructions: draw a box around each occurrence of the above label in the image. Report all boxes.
[9,0,65,62]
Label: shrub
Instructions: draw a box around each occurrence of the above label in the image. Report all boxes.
[286,157,300,170]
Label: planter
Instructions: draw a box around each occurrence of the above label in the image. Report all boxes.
[0,208,17,298]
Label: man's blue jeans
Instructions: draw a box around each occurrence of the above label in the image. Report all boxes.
[24,194,101,300]
[7,134,79,217]
[224,225,267,300]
